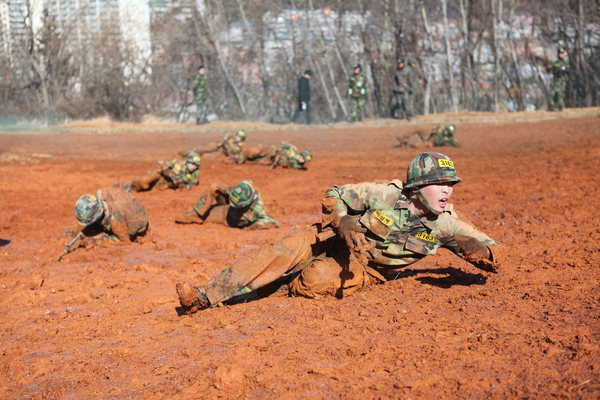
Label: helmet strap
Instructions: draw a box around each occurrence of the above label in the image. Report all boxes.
[416,188,442,215]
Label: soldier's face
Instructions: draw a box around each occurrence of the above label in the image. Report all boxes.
[419,183,454,214]
[187,163,198,172]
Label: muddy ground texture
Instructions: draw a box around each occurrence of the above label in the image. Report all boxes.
[0,110,599,399]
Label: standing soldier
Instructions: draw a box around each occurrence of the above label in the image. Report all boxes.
[59,187,151,260]
[176,152,504,314]
[546,47,569,111]
[347,64,368,122]
[181,129,247,164]
[192,65,208,124]
[392,57,416,120]
[175,180,279,229]
[291,69,313,125]
[124,151,202,192]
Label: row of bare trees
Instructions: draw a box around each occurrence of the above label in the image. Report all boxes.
[0,0,598,123]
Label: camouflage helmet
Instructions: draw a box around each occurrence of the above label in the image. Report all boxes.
[300,150,312,162]
[235,129,247,141]
[404,152,462,189]
[229,181,256,208]
[186,151,202,165]
[74,194,104,226]
[446,124,456,134]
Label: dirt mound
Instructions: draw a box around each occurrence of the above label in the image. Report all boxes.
[0,110,598,398]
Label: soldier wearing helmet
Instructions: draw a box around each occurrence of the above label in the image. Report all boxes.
[175,180,279,229]
[124,151,201,192]
[392,56,416,120]
[347,63,368,122]
[176,152,504,314]
[426,125,459,147]
[179,129,248,164]
[270,142,313,169]
[64,187,151,257]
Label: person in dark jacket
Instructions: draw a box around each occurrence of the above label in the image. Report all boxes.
[292,69,313,124]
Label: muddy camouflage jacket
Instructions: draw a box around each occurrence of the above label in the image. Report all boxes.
[90,187,149,241]
[219,134,245,163]
[161,159,200,188]
[226,192,280,229]
[323,180,498,268]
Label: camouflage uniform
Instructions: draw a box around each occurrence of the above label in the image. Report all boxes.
[178,170,502,310]
[193,67,208,124]
[348,66,368,121]
[270,142,310,169]
[546,51,569,111]
[392,60,416,120]
[427,125,458,147]
[74,187,151,244]
[177,181,279,229]
[128,157,200,192]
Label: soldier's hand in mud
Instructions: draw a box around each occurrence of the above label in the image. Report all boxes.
[451,235,497,273]
[337,215,374,255]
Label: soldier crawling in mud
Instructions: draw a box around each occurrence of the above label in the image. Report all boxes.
[123,151,201,192]
[176,152,504,314]
[180,129,247,164]
[175,180,279,229]
[397,125,458,148]
[59,187,151,260]
[242,141,313,170]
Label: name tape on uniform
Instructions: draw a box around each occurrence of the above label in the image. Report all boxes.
[415,232,436,242]
[438,159,455,169]
[373,210,393,226]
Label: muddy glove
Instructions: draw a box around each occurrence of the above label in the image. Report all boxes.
[451,235,497,273]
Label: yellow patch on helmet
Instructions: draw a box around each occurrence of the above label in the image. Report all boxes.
[438,159,455,169]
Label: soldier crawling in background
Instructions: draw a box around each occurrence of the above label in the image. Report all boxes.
[230,141,313,170]
[59,187,151,260]
[176,152,504,314]
[175,180,279,229]
[546,47,569,111]
[396,125,458,148]
[180,129,247,164]
[122,151,201,192]
[270,142,312,169]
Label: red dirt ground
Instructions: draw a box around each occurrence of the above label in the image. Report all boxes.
[0,110,599,399]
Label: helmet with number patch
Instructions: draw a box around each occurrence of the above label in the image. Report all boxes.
[74,194,104,226]
[186,151,202,165]
[300,150,312,162]
[228,181,256,208]
[404,152,462,189]
[446,125,456,134]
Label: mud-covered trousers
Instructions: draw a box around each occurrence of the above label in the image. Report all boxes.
[201,225,383,306]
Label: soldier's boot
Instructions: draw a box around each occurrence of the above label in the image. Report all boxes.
[175,210,202,224]
[176,282,210,314]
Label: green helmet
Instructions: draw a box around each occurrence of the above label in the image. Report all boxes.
[229,181,255,208]
[186,151,202,165]
[74,194,104,226]
[235,129,247,141]
[446,125,456,134]
[300,150,312,162]
[404,152,462,189]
